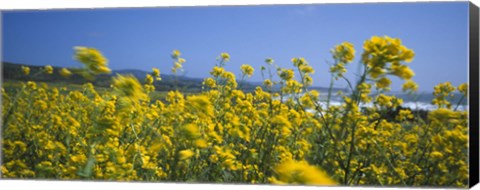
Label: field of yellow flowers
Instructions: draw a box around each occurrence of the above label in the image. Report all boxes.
[1,36,469,187]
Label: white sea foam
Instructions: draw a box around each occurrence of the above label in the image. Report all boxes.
[316,101,469,111]
[400,101,468,111]
[278,93,469,112]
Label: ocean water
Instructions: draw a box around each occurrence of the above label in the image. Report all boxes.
[281,91,469,111]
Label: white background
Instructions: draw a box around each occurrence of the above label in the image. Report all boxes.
[0,0,479,190]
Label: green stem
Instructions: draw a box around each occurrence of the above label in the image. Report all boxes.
[326,73,335,109]
[454,95,466,111]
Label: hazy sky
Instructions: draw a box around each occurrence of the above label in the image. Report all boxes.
[2,2,469,92]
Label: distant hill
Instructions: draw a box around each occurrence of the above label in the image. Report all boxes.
[2,62,254,92]
[2,62,100,85]
[2,62,351,93]
[112,69,204,84]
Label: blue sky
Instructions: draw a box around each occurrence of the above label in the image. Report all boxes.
[2,2,469,92]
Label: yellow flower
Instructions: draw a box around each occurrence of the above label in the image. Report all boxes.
[34,100,48,110]
[430,151,444,159]
[26,81,37,89]
[399,46,415,63]
[240,64,254,77]
[220,52,230,61]
[330,63,347,78]
[210,66,225,77]
[396,109,414,121]
[59,68,72,78]
[179,149,195,160]
[432,82,456,108]
[44,65,54,74]
[391,65,415,80]
[221,71,238,88]
[283,79,303,94]
[404,134,418,144]
[279,69,294,81]
[428,108,458,123]
[209,154,219,163]
[332,42,355,63]
[458,83,468,96]
[174,62,182,69]
[152,68,161,80]
[402,80,418,92]
[375,77,391,89]
[70,154,87,163]
[21,66,30,75]
[362,36,415,80]
[291,57,307,67]
[273,159,336,185]
[369,67,385,79]
[263,79,273,88]
[187,95,213,116]
[300,94,315,108]
[203,77,217,88]
[145,74,154,85]
[112,74,147,102]
[178,58,186,64]
[299,65,314,74]
[171,49,181,58]
[272,115,292,130]
[1,166,8,175]
[375,94,393,108]
[74,46,111,75]
[182,124,201,140]
[310,90,320,98]
[194,139,208,148]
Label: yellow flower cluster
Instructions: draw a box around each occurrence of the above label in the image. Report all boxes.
[330,42,355,79]
[457,83,468,96]
[220,52,230,61]
[1,36,469,188]
[269,159,336,185]
[402,80,418,93]
[361,36,416,91]
[59,68,72,78]
[44,65,54,74]
[240,64,255,77]
[278,68,295,81]
[21,66,30,75]
[152,68,161,81]
[112,74,148,109]
[432,82,456,109]
[19,47,113,81]
[171,50,187,74]
[74,46,111,75]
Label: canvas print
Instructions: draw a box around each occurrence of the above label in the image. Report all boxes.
[1,1,477,188]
